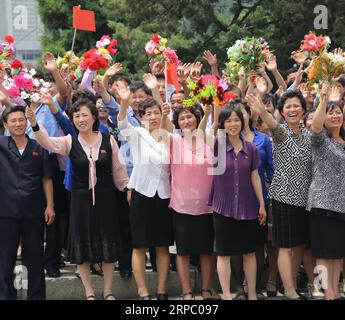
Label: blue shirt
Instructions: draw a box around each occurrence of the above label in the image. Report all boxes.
[252,129,274,205]
[105,96,141,176]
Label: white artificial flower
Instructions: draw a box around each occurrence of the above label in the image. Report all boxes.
[29,68,37,76]
[40,87,48,95]
[103,38,110,46]
[21,91,30,100]
[30,93,40,102]
[33,79,40,87]
[23,73,33,80]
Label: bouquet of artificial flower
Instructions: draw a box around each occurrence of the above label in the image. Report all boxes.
[3,68,51,103]
[145,33,179,68]
[225,37,270,83]
[57,51,81,80]
[183,74,228,107]
[308,51,345,90]
[0,35,16,62]
[80,35,118,72]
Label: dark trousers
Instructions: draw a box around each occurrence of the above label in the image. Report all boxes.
[44,169,70,270]
[0,217,45,300]
[117,191,132,271]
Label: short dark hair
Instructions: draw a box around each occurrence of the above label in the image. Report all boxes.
[129,80,152,96]
[218,104,244,131]
[172,106,201,130]
[303,108,316,126]
[325,102,345,139]
[71,90,97,105]
[337,76,345,88]
[156,74,165,81]
[228,99,252,128]
[170,89,185,101]
[2,105,26,123]
[108,74,131,86]
[69,98,99,132]
[138,98,161,117]
[277,90,307,114]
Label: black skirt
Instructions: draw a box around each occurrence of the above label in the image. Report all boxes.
[129,190,173,248]
[66,187,121,264]
[272,200,310,248]
[213,213,257,256]
[310,208,345,259]
[172,210,214,256]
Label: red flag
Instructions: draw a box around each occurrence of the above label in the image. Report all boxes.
[73,6,96,32]
[166,61,180,93]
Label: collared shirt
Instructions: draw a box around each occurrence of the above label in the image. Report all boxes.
[0,136,52,219]
[118,116,170,199]
[252,129,274,205]
[270,122,312,206]
[170,134,213,215]
[307,130,345,216]
[208,136,260,220]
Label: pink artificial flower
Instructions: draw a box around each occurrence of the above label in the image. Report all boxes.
[7,85,20,98]
[301,33,324,52]
[13,72,34,91]
[96,35,111,48]
[107,39,117,55]
[165,48,179,68]
[145,41,155,55]
[218,78,229,91]
[201,74,219,87]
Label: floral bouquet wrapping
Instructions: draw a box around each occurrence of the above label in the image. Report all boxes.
[225,37,270,84]
[183,74,228,107]
[145,33,179,68]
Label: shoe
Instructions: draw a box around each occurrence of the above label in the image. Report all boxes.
[103,293,116,300]
[90,263,103,276]
[201,288,220,300]
[86,294,96,300]
[156,293,169,300]
[180,291,194,300]
[139,294,151,300]
[46,269,61,278]
[120,269,132,278]
[307,283,324,299]
[284,294,308,300]
[266,280,277,297]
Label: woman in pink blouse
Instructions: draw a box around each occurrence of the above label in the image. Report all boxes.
[25,98,129,300]
[162,104,217,300]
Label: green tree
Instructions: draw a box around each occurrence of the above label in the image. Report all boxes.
[36,0,345,76]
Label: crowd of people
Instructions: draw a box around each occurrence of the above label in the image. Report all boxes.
[1,38,345,301]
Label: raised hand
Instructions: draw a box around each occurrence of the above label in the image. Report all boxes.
[40,91,54,106]
[255,76,268,95]
[265,54,278,72]
[189,62,203,82]
[328,85,341,102]
[43,52,58,72]
[115,81,131,103]
[333,48,344,57]
[25,106,37,126]
[257,63,266,75]
[299,83,310,99]
[320,83,330,104]
[246,94,266,116]
[291,51,308,65]
[276,85,285,98]
[177,63,192,84]
[149,60,164,76]
[161,103,171,117]
[238,67,245,81]
[143,73,158,91]
[93,79,106,94]
[203,50,217,67]
[104,63,123,78]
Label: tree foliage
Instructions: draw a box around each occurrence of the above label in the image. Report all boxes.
[36,0,345,76]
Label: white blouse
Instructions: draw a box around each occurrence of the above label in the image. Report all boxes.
[118,117,171,199]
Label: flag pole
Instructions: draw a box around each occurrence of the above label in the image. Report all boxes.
[164,60,168,103]
[71,28,77,52]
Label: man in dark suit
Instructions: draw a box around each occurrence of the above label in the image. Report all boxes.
[0,105,55,300]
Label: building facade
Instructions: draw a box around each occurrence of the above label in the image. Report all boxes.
[0,0,43,65]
